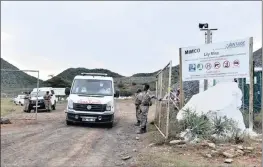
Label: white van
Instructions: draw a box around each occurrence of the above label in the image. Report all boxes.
[65,73,119,128]
[29,87,57,112]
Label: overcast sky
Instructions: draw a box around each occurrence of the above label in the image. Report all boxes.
[1,1,262,80]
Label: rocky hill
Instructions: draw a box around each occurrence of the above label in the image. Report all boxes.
[1,58,43,96]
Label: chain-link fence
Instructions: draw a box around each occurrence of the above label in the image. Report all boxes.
[238,69,262,132]
[1,69,39,120]
[154,61,172,138]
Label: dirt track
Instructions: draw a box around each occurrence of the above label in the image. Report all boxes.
[1,100,154,167]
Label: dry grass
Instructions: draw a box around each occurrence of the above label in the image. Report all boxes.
[0,98,22,117]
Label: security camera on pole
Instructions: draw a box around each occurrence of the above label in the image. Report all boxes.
[199,23,218,90]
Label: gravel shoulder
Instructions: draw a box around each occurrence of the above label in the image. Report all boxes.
[1,99,155,167]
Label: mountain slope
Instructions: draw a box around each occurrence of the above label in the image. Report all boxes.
[42,68,124,88]
[254,48,262,67]
[1,58,43,91]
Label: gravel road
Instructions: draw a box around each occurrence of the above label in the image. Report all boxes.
[1,100,153,167]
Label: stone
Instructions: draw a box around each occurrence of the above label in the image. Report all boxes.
[224,159,233,164]
[135,137,140,140]
[222,152,234,158]
[0,118,11,124]
[148,143,155,147]
[169,140,185,145]
[244,147,254,151]
[121,155,131,160]
[236,149,244,155]
[237,145,244,150]
[133,149,137,152]
[211,150,219,156]
[205,154,212,158]
[207,143,216,149]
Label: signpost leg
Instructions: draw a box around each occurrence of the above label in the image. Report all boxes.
[248,37,254,130]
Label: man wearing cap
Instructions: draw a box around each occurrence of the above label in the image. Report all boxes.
[44,91,51,111]
[137,83,153,134]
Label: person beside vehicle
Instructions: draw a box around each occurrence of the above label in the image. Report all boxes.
[23,92,30,112]
[134,89,143,126]
[44,91,51,111]
[137,83,153,134]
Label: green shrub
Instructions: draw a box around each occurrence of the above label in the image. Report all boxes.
[179,108,212,139]
[178,108,245,143]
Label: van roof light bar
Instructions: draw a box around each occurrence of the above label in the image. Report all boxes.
[80,73,108,76]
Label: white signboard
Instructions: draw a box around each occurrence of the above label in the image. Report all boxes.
[181,37,252,81]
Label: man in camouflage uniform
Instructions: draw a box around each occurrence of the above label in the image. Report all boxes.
[137,83,153,134]
[23,92,30,112]
[134,89,143,126]
[44,91,51,111]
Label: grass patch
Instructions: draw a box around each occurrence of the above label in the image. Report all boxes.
[0,98,21,116]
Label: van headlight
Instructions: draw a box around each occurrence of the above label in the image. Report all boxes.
[106,102,112,111]
[68,99,73,109]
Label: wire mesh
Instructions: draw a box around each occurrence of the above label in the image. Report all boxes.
[154,61,172,138]
[238,70,262,133]
[1,69,39,120]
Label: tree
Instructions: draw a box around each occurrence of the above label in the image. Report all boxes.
[43,77,71,88]
[117,81,124,89]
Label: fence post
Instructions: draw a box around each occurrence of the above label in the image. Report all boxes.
[179,48,184,109]
[159,71,163,127]
[165,61,172,139]
[248,37,254,130]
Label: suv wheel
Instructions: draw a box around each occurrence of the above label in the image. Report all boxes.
[52,101,56,110]
[106,122,114,128]
[66,120,73,126]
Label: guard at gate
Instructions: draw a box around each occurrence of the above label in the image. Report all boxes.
[44,91,51,111]
[134,89,143,126]
[23,92,30,113]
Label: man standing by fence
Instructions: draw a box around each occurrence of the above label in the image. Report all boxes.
[134,89,143,126]
[137,84,153,134]
[23,92,30,113]
[44,91,51,112]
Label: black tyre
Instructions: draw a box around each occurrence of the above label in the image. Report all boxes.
[66,120,73,126]
[52,101,56,110]
[106,122,114,128]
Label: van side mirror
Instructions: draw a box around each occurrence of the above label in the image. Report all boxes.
[114,91,120,98]
[65,87,70,96]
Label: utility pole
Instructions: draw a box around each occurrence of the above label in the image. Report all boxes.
[199,23,218,90]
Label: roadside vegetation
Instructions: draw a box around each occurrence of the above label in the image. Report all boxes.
[0,98,21,116]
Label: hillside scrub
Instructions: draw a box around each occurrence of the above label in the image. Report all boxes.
[177,108,246,143]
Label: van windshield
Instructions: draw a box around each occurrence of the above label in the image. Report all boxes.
[71,79,113,96]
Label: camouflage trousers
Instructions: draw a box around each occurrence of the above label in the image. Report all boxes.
[135,105,141,122]
[140,106,149,128]
[44,100,51,110]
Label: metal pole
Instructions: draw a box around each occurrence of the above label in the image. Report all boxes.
[36,71,39,120]
[204,29,211,91]
[248,37,254,130]
[165,61,172,139]
[158,72,163,127]
[155,80,158,122]
[242,78,245,112]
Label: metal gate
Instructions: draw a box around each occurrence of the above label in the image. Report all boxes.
[154,61,172,139]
